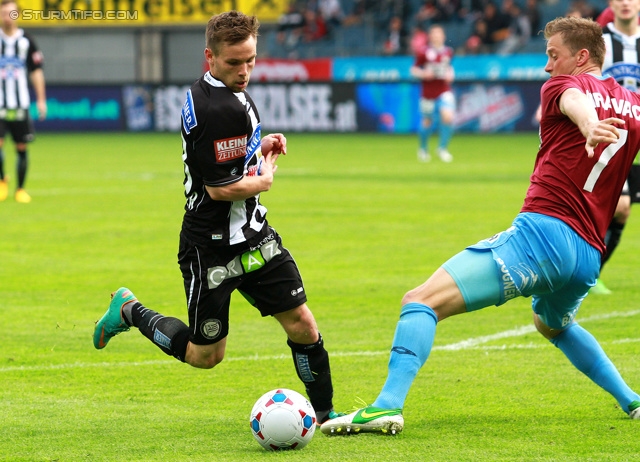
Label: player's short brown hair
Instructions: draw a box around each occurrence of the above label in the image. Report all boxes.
[206,11,260,56]
[544,16,605,68]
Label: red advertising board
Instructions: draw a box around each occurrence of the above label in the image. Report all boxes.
[251,58,332,82]
[201,58,332,81]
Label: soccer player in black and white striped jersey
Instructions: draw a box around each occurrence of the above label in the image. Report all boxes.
[593,0,640,294]
[0,0,46,203]
[93,11,341,426]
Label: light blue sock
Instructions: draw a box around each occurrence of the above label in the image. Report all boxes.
[372,303,438,410]
[419,116,436,151]
[551,323,640,413]
[418,125,429,151]
[438,123,453,150]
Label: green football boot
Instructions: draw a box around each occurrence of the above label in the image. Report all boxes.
[320,406,404,436]
[93,287,136,349]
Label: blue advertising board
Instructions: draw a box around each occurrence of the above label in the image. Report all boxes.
[30,86,123,131]
[123,85,154,131]
[333,54,548,82]
[356,82,419,133]
[355,81,543,134]
[333,56,415,82]
[453,54,548,82]
[30,81,545,134]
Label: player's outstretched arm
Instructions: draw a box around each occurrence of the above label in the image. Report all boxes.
[559,87,624,157]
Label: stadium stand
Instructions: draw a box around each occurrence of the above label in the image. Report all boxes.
[265,0,603,59]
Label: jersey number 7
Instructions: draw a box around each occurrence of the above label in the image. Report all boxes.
[583,128,628,192]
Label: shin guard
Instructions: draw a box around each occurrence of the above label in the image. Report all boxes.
[288,334,333,413]
[131,303,190,362]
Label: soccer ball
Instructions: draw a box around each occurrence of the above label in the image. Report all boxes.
[249,388,316,451]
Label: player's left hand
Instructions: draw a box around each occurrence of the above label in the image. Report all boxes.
[37,100,47,120]
[585,117,625,157]
[261,133,287,159]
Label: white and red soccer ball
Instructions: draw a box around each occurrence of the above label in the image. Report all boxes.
[249,388,316,451]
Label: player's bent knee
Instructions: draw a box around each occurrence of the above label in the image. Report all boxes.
[277,304,316,326]
[440,112,454,125]
[533,313,563,340]
[188,352,224,369]
[401,289,420,306]
[402,276,444,305]
[276,305,319,344]
[185,342,225,369]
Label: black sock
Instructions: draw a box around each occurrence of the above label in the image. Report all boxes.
[16,149,27,188]
[288,333,334,414]
[130,302,190,362]
[0,147,4,179]
[602,219,625,267]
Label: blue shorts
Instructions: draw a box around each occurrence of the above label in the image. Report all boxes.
[442,212,600,329]
[419,91,455,118]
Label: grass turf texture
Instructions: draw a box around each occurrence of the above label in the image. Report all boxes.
[1,132,640,461]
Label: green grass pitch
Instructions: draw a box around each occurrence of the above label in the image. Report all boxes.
[1,131,640,461]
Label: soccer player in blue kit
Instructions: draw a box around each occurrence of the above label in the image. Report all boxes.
[323,16,640,435]
[94,10,341,425]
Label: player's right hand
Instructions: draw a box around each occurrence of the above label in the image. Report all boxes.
[260,152,278,178]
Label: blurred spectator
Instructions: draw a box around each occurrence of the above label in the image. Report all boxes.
[410,23,429,55]
[443,0,465,22]
[302,8,328,42]
[566,0,597,19]
[594,6,636,26]
[496,1,531,54]
[318,0,344,35]
[499,0,514,18]
[565,5,583,18]
[415,0,441,26]
[458,34,483,55]
[525,0,541,36]
[469,0,486,13]
[473,1,510,53]
[378,0,413,32]
[383,15,408,55]
[415,0,462,26]
[596,6,614,25]
[276,2,305,55]
[342,0,380,26]
[469,20,492,53]
[438,0,462,22]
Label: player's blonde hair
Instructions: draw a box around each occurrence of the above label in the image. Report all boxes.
[544,16,605,68]
[206,11,260,56]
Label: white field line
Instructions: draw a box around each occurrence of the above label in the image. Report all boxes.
[2,309,639,374]
[435,309,640,351]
